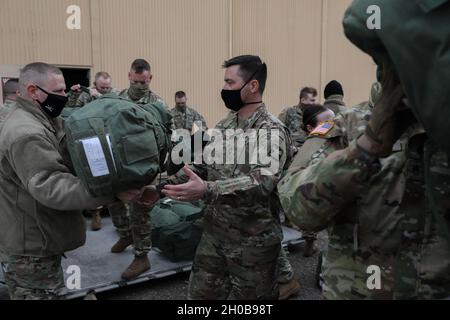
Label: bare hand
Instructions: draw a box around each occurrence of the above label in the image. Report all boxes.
[90,87,101,98]
[71,84,82,93]
[163,166,206,202]
[136,185,160,207]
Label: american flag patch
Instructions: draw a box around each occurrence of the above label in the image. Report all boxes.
[310,121,334,136]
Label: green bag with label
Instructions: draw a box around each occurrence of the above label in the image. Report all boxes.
[64,95,172,197]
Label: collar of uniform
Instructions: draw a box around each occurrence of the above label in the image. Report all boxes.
[245,103,267,128]
[222,103,266,129]
[124,88,154,103]
[295,104,304,112]
[325,95,345,105]
[174,105,188,113]
[15,96,57,133]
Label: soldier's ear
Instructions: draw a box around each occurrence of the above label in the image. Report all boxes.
[27,84,39,100]
[250,79,259,94]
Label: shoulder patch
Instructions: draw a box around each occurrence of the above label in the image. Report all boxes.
[310,121,334,137]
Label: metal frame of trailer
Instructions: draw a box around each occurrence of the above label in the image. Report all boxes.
[0,217,303,300]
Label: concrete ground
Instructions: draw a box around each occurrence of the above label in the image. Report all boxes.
[97,231,328,301]
[0,230,328,301]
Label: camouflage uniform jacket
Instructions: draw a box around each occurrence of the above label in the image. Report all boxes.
[279,107,450,299]
[278,104,308,148]
[66,88,120,108]
[170,106,208,132]
[171,104,293,247]
[119,88,169,109]
[3,99,15,109]
[323,94,346,115]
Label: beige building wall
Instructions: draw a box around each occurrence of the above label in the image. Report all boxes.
[0,0,376,127]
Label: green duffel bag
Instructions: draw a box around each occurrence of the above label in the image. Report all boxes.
[343,0,450,152]
[150,198,204,262]
[157,220,204,262]
[61,107,79,120]
[64,94,172,197]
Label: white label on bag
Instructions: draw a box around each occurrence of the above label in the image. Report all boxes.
[106,134,117,172]
[81,137,110,177]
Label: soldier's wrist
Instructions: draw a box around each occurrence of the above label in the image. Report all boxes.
[203,181,218,204]
[350,138,382,174]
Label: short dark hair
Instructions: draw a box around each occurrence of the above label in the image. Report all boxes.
[175,91,186,99]
[130,59,151,74]
[302,104,327,130]
[300,87,318,100]
[3,79,19,95]
[222,55,267,94]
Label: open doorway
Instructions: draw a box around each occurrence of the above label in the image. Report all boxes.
[0,66,91,102]
[59,67,91,92]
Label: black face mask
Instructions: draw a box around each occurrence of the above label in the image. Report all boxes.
[221,67,263,112]
[35,85,68,117]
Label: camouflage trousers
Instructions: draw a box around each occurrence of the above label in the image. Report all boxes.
[0,253,64,300]
[281,211,317,242]
[188,229,280,300]
[108,201,152,257]
[277,247,294,284]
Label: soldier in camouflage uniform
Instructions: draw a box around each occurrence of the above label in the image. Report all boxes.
[2,79,19,108]
[65,72,120,232]
[170,91,208,132]
[279,60,450,300]
[0,63,130,300]
[280,85,376,298]
[150,55,293,299]
[109,59,169,280]
[323,80,346,116]
[65,71,119,108]
[278,87,320,258]
[278,87,318,149]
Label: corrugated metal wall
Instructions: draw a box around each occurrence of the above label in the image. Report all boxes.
[94,0,230,125]
[0,0,92,66]
[0,0,376,126]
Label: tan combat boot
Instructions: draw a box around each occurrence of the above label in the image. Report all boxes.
[121,255,151,280]
[111,237,133,253]
[279,278,301,300]
[90,210,102,231]
[303,239,318,257]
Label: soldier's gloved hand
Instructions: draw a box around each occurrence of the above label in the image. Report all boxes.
[357,63,406,158]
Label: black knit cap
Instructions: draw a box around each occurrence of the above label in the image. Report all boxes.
[324,80,344,99]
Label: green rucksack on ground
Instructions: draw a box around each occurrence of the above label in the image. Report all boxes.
[150,199,204,262]
[64,94,172,197]
[343,0,450,153]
